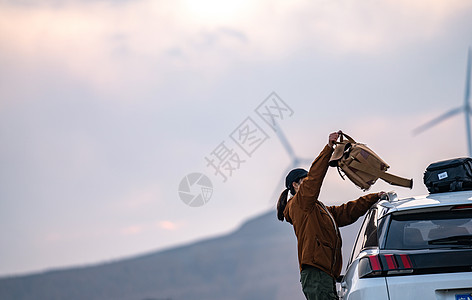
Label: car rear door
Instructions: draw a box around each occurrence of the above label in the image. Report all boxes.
[382,207,472,300]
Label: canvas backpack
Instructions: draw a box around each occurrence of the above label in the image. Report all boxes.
[328,133,413,191]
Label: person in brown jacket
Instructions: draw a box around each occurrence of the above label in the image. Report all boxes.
[276,131,384,300]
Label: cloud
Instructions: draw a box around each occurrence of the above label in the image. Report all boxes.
[1,0,470,95]
[116,184,162,210]
[157,221,179,231]
[119,221,180,236]
[44,232,62,242]
[120,225,144,236]
[1,0,471,277]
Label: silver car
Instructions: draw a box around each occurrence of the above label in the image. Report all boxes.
[339,191,472,300]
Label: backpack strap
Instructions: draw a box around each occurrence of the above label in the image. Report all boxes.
[349,159,413,188]
[339,132,356,144]
[330,132,356,167]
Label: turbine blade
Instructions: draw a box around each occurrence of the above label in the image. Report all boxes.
[412,107,462,135]
[464,47,471,109]
[463,47,472,157]
[273,122,296,160]
[298,158,313,166]
[465,109,472,157]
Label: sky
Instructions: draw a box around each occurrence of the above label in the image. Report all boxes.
[1,0,472,277]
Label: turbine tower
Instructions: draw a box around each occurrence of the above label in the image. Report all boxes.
[270,122,312,205]
[413,47,472,156]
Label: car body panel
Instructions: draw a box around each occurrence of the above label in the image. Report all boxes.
[386,191,472,213]
[340,190,472,300]
[386,272,472,300]
[340,259,389,300]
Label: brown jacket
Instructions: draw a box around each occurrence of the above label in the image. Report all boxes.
[284,144,380,279]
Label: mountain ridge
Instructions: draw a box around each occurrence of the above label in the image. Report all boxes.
[0,209,362,300]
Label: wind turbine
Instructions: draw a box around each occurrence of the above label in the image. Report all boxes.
[413,47,472,156]
[269,122,312,205]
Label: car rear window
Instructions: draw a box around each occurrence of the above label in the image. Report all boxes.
[384,209,472,250]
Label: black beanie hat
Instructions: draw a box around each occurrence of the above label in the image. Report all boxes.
[285,168,308,191]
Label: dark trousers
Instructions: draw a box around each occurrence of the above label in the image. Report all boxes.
[300,265,338,300]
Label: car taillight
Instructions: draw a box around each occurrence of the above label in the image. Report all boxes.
[383,254,398,269]
[452,204,472,210]
[359,254,414,278]
[399,254,413,269]
[368,255,381,271]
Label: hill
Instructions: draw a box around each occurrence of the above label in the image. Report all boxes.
[0,210,362,300]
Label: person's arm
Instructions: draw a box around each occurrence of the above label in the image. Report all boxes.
[327,192,383,227]
[295,132,339,210]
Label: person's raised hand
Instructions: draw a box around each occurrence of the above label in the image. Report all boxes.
[328,131,341,147]
[378,191,387,200]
